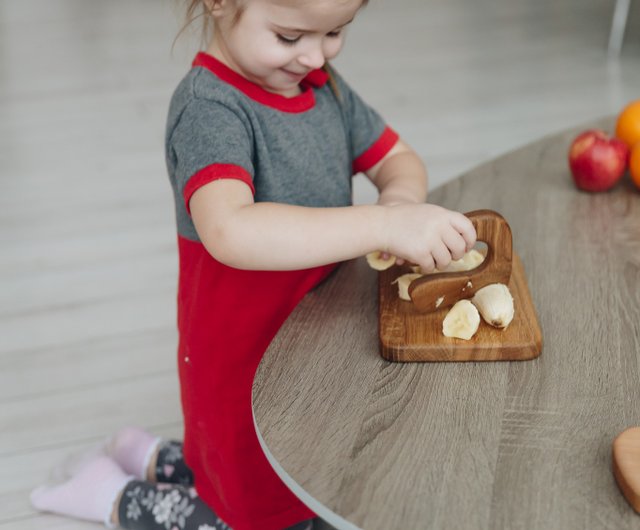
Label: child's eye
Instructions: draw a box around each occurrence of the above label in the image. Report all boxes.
[276,33,301,46]
[327,30,342,38]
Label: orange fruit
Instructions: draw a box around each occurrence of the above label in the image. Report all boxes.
[616,100,640,149]
[630,143,640,190]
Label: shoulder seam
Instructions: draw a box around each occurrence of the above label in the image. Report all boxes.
[168,69,254,149]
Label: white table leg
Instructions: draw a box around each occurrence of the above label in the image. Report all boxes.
[608,0,632,57]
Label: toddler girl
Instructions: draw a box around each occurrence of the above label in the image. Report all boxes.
[31,0,476,528]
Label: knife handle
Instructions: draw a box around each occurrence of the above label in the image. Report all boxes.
[408,209,513,313]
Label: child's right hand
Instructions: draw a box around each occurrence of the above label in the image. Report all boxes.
[382,203,476,273]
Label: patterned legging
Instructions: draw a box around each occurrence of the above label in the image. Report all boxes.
[118,441,312,530]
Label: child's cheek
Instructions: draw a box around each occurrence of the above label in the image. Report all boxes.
[323,39,344,61]
[258,46,294,70]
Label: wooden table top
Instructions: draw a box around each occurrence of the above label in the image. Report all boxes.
[252,117,640,530]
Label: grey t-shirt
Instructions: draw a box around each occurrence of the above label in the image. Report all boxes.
[165,52,397,242]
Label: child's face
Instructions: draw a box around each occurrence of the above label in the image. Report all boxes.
[210,0,363,96]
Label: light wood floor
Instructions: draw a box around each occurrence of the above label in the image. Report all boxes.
[1,0,639,528]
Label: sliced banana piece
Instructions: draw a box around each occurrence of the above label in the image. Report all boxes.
[459,249,485,270]
[366,251,396,271]
[471,283,514,329]
[391,273,423,301]
[442,299,480,340]
[412,249,485,275]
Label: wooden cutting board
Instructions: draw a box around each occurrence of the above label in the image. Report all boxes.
[378,252,543,362]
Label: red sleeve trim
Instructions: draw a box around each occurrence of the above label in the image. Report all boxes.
[352,126,400,174]
[184,164,255,214]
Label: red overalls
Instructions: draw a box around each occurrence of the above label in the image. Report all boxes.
[177,236,336,530]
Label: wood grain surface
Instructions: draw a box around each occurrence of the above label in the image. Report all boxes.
[253,117,640,530]
[379,253,542,362]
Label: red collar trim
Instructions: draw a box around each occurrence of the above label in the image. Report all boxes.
[301,68,329,88]
[192,52,328,113]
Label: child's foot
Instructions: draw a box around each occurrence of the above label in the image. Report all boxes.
[50,441,107,483]
[106,426,160,480]
[53,426,160,482]
[31,455,133,527]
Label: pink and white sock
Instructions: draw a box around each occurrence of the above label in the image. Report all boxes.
[106,426,161,479]
[53,427,160,482]
[51,442,108,483]
[30,455,133,528]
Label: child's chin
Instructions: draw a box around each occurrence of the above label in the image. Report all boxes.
[266,81,299,97]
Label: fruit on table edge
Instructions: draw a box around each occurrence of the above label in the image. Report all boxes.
[616,100,640,149]
[630,143,640,190]
[568,129,629,192]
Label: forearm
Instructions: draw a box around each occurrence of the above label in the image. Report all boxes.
[372,150,428,206]
[207,202,388,270]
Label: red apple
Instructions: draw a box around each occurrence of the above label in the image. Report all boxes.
[568,129,629,192]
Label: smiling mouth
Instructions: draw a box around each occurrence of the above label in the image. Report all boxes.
[282,69,308,78]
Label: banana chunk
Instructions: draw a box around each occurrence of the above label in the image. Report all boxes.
[471,283,514,329]
[412,249,485,275]
[391,273,422,301]
[366,251,396,271]
[458,249,485,270]
[441,249,485,272]
[442,299,480,340]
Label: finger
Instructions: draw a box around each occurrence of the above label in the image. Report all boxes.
[432,242,452,271]
[418,255,436,274]
[450,214,477,251]
[443,228,467,260]
[395,257,406,266]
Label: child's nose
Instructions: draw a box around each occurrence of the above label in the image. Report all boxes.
[298,45,325,70]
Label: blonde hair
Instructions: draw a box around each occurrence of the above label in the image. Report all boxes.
[177,0,368,97]
[177,0,243,46]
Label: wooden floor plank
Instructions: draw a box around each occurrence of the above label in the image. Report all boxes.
[0,374,182,455]
[0,291,175,355]
[0,328,177,401]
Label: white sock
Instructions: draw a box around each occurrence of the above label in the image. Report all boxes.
[51,441,108,483]
[106,426,161,479]
[30,455,133,528]
[52,426,160,482]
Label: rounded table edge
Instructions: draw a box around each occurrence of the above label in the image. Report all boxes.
[251,406,361,530]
